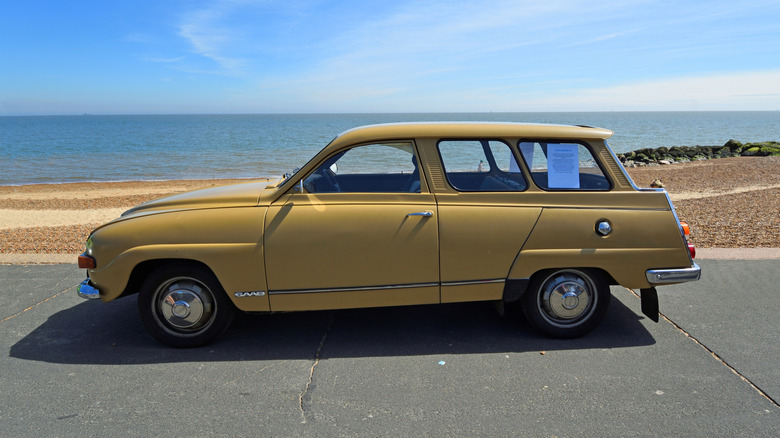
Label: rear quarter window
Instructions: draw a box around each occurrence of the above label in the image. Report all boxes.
[518,141,611,190]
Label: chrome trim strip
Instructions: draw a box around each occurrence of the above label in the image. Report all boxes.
[661,188,697,265]
[605,139,641,191]
[646,264,701,284]
[269,282,439,295]
[77,279,101,300]
[441,278,505,287]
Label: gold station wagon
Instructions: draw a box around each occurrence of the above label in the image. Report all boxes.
[77,122,700,347]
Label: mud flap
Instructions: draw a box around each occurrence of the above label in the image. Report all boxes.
[640,287,659,322]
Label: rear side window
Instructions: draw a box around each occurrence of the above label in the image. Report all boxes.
[519,141,610,190]
[438,140,527,191]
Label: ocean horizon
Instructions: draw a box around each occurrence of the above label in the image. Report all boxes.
[3,111,779,186]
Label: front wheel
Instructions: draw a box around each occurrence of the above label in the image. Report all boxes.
[138,263,235,347]
[522,269,610,338]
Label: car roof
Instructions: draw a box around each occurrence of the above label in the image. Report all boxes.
[331,122,614,147]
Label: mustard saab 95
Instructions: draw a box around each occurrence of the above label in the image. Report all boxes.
[77,123,700,347]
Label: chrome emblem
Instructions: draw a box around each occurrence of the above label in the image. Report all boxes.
[234,291,266,298]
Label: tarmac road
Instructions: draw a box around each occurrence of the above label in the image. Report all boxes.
[1,259,778,437]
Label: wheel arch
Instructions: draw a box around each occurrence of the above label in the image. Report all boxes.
[90,243,269,311]
[503,266,616,303]
[121,258,213,298]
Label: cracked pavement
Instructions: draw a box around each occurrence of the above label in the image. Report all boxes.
[1,260,778,437]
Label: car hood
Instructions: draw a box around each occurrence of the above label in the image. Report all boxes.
[121,180,272,218]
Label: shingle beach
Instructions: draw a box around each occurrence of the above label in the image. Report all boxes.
[1,156,778,264]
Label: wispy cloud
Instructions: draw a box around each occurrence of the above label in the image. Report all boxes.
[145,55,187,63]
[123,33,156,44]
[254,1,622,103]
[514,70,780,111]
[177,2,248,73]
[4,0,778,114]
[562,28,641,48]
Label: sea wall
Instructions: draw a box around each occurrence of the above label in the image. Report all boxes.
[618,140,780,167]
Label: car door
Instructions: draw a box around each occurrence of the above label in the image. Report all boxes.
[434,139,542,303]
[264,142,440,311]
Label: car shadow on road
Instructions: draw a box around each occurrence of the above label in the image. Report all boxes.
[9,289,655,365]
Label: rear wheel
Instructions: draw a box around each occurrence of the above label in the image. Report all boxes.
[138,263,235,347]
[522,269,610,338]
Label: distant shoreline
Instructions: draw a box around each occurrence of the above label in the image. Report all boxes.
[0,177,271,189]
[4,110,780,117]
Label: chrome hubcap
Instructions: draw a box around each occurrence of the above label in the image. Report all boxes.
[171,299,192,319]
[548,281,589,318]
[539,271,596,326]
[561,290,580,310]
[156,279,214,331]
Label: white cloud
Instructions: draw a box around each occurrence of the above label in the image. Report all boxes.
[145,56,187,63]
[250,69,780,113]
[177,3,247,73]
[511,70,780,111]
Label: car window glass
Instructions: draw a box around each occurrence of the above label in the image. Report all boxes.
[438,140,527,191]
[303,142,420,193]
[519,141,610,190]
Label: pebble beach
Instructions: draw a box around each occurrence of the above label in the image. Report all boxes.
[1,156,778,264]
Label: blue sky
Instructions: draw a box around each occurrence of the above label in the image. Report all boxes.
[2,0,779,114]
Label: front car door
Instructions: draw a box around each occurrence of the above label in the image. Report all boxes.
[264,141,440,311]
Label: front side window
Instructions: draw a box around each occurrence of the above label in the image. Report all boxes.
[303,142,420,193]
[519,141,610,190]
[437,140,527,191]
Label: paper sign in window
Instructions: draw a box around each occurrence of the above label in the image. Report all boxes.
[547,144,580,188]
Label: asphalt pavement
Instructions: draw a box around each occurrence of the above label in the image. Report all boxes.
[1,259,778,437]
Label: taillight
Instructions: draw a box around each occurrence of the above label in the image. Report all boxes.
[679,221,695,259]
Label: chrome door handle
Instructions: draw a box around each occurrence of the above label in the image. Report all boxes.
[407,211,433,217]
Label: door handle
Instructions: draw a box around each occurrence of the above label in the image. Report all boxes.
[407,211,433,217]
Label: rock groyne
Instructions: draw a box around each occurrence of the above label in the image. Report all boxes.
[618,140,780,167]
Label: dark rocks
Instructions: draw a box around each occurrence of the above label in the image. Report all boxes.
[618,140,780,167]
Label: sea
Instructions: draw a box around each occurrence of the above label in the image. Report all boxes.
[2,112,778,186]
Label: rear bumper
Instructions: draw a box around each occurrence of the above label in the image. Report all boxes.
[77,279,101,300]
[646,263,701,285]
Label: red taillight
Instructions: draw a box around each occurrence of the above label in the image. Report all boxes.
[78,253,96,269]
[679,221,695,259]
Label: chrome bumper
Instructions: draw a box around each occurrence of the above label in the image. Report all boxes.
[646,263,701,285]
[77,279,101,300]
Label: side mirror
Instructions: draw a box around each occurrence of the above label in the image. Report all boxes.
[293,178,305,193]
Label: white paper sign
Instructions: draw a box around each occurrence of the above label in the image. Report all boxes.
[547,144,580,188]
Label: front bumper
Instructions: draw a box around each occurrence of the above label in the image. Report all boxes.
[646,263,701,285]
[77,279,101,300]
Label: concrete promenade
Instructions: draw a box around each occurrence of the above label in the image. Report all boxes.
[1,257,778,436]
